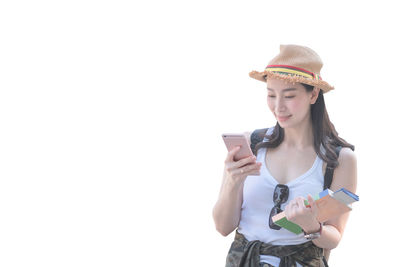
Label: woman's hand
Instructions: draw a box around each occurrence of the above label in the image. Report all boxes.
[223,146,262,187]
[213,146,262,236]
[284,194,321,233]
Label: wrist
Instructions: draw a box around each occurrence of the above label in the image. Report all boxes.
[302,219,321,234]
[226,178,243,192]
[303,222,322,241]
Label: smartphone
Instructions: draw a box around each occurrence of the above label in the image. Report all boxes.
[222,133,254,162]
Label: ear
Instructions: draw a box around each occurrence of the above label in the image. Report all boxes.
[310,87,320,104]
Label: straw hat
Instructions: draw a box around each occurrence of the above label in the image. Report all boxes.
[249,44,334,93]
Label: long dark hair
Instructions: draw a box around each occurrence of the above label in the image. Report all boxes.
[254,83,354,168]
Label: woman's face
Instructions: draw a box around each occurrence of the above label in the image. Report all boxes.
[266,78,319,128]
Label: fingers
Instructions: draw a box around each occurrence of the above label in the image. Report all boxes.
[225,146,241,162]
[284,199,295,220]
[226,147,261,169]
[307,194,318,213]
[226,161,261,181]
[228,162,259,177]
[285,195,319,225]
[225,146,257,167]
[307,195,314,206]
[285,197,304,222]
[296,196,306,208]
[285,197,305,220]
[235,155,259,168]
[238,162,262,176]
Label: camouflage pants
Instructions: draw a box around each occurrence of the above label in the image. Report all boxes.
[226,230,326,267]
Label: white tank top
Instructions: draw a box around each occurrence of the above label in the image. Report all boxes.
[237,127,325,266]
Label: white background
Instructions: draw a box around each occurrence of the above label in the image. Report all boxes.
[0,0,398,266]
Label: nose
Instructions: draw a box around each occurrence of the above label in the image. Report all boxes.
[275,96,286,113]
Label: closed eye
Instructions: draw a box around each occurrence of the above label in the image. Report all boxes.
[268,95,295,98]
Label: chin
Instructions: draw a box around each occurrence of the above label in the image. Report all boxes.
[277,119,297,129]
[277,122,289,128]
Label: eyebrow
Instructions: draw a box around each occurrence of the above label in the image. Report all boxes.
[267,87,297,92]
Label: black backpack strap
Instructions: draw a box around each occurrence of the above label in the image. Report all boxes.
[322,146,342,266]
[250,128,269,155]
[323,146,343,190]
[323,256,329,267]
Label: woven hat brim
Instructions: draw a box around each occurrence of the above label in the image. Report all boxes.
[249,70,334,93]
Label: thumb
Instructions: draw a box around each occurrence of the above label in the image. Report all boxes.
[307,194,318,213]
[226,146,241,162]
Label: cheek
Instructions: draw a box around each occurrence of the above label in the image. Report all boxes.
[267,98,274,111]
[288,101,301,111]
[288,99,308,115]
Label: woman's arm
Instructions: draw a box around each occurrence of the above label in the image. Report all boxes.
[311,147,357,249]
[212,132,261,236]
[212,173,245,236]
[285,147,357,249]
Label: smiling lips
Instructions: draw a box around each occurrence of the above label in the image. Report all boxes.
[276,115,292,122]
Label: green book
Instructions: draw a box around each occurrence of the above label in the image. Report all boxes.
[273,216,303,234]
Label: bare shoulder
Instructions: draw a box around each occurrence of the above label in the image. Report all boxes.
[331,147,357,192]
[338,147,357,167]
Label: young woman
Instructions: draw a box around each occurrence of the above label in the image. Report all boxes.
[212,45,357,267]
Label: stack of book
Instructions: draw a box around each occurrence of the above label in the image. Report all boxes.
[272,188,359,234]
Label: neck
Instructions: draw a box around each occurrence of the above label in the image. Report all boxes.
[281,116,314,150]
